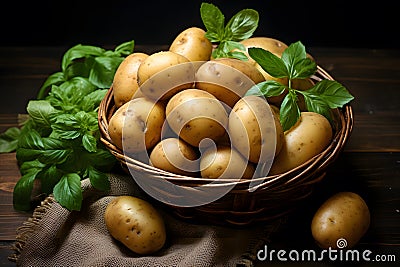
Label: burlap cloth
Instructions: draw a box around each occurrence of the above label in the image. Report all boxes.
[9,173,285,267]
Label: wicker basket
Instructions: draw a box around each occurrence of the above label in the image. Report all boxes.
[98,65,354,226]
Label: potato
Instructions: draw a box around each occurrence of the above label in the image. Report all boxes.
[113,52,149,107]
[165,88,228,147]
[228,95,282,164]
[269,112,333,175]
[169,27,213,61]
[108,97,165,154]
[195,58,265,107]
[200,145,255,179]
[149,137,199,175]
[137,51,195,101]
[311,192,370,249]
[104,196,166,255]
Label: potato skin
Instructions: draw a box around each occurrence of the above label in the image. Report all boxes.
[200,145,255,179]
[104,196,166,255]
[269,112,333,175]
[169,27,213,61]
[137,51,194,101]
[311,192,370,249]
[113,52,149,107]
[149,137,199,175]
[195,58,265,107]
[165,89,228,147]
[228,95,281,164]
[108,97,165,153]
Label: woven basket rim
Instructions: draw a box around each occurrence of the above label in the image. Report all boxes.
[98,65,354,193]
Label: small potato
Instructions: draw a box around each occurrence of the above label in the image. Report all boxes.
[108,97,165,154]
[169,27,213,61]
[104,196,166,255]
[200,145,255,179]
[165,89,228,147]
[228,95,282,164]
[113,52,149,107]
[137,51,195,101]
[149,137,199,175]
[195,58,265,107]
[269,112,333,175]
[311,192,370,249]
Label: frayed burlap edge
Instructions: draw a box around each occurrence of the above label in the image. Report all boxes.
[8,194,56,263]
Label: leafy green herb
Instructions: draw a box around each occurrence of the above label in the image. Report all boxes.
[246,41,354,131]
[200,2,259,60]
[1,40,134,211]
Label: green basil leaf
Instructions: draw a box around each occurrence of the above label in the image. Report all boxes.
[302,93,333,122]
[80,89,108,112]
[114,40,135,56]
[303,80,354,108]
[27,100,56,127]
[245,80,287,97]
[13,167,40,211]
[62,44,105,72]
[37,72,66,99]
[86,166,110,191]
[89,56,124,88]
[280,91,301,131]
[248,47,288,78]
[82,134,97,152]
[0,127,21,153]
[39,165,63,194]
[225,9,259,42]
[281,41,316,79]
[200,2,225,42]
[53,173,83,211]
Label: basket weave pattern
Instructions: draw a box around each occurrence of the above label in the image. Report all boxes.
[98,66,354,226]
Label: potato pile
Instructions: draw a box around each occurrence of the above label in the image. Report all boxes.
[107,26,333,179]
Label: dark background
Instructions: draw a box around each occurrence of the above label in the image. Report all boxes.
[1,0,398,49]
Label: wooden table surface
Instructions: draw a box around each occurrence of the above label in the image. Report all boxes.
[0,46,399,266]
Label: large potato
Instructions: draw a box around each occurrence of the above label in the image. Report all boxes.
[137,51,195,101]
[165,88,228,147]
[108,97,165,154]
[149,137,199,175]
[269,112,333,175]
[228,95,282,164]
[104,196,166,255]
[200,145,255,179]
[311,192,370,249]
[169,27,213,61]
[113,52,149,107]
[195,58,265,107]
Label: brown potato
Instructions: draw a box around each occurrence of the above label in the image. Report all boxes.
[104,196,166,255]
[311,192,370,249]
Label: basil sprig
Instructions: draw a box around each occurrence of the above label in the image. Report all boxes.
[246,41,354,131]
[200,2,259,60]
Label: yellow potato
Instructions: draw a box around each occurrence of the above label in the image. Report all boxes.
[113,52,149,107]
[269,112,333,175]
[165,88,228,147]
[108,97,165,154]
[228,95,281,164]
[311,192,370,249]
[149,137,199,175]
[104,196,166,255]
[195,58,265,107]
[200,145,255,179]
[137,51,195,101]
[169,27,213,61]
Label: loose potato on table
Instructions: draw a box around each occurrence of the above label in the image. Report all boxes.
[269,111,333,175]
[112,52,149,107]
[108,97,165,154]
[311,192,370,249]
[169,27,213,61]
[104,196,167,255]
